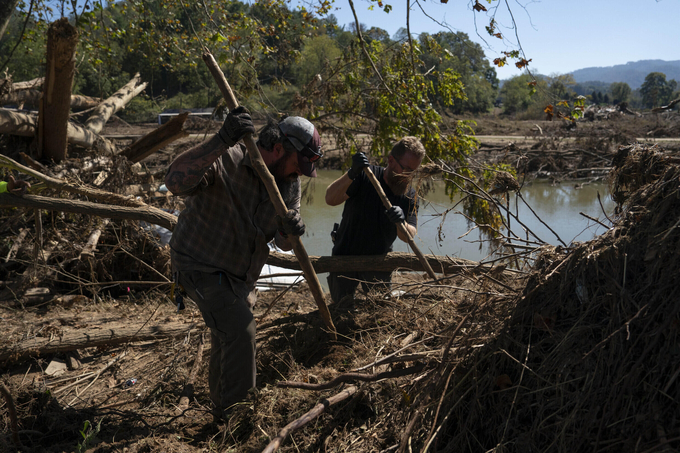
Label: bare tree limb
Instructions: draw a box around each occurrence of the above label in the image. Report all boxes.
[261,386,358,453]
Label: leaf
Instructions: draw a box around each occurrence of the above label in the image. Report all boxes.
[544,104,554,121]
[473,1,487,11]
[493,57,506,67]
[557,100,569,107]
[515,58,532,69]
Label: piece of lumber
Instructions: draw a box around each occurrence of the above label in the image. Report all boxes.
[0,90,100,110]
[5,228,28,262]
[0,321,199,363]
[261,385,358,453]
[0,193,177,231]
[84,73,147,134]
[202,51,336,338]
[79,219,110,259]
[266,251,518,276]
[363,166,437,279]
[120,111,189,163]
[39,18,79,161]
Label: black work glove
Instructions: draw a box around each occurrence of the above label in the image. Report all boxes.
[218,106,255,147]
[276,209,306,238]
[385,206,405,224]
[347,151,369,180]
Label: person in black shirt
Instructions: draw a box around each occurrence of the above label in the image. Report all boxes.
[325,137,425,303]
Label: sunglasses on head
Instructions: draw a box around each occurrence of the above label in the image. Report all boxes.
[298,143,322,162]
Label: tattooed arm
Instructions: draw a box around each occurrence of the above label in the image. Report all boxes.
[165,135,226,195]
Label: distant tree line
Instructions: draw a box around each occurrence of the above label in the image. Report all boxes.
[1,0,677,125]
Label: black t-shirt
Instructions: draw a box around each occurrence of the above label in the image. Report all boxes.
[332,165,419,256]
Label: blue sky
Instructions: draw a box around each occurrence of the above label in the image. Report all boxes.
[305,0,680,81]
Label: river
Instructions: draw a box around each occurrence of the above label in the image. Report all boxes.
[298,170,615,264]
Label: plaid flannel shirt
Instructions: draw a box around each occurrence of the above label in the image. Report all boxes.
[169,144,300,294]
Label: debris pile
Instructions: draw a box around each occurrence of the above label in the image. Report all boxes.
[431,142,680,452]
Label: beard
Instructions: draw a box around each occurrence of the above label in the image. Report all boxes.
[385,166,412,195]
[266,151,299,206]
[276,176,299,206]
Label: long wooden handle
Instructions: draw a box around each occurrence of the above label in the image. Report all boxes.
[362,166,437,280]
[202,52,336,337]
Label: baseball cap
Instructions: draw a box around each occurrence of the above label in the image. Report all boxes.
[278,116,323,177]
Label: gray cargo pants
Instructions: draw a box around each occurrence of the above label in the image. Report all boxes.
[178,270,256,414]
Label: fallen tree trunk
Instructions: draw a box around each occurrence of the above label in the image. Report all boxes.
[84,73,147,134]
[0,108,116,153]
[0,321,199,363]
[40,18,79,161]
[0,108,35,136]
[120,111,189,163]
[267,251,517,276]
[12,77,44,91]
[0,89,100,110]
[0,193,177,231]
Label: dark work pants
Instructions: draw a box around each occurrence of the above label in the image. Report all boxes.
[327,270,392,303]
[178,270,256,413]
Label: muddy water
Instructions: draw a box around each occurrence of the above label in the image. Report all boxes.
[299,170,615,264]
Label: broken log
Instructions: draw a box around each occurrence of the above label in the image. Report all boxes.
[0,108,36,136]
[266,251,519,276]
[39,18,79,162]
[12,77,44,91]
[0,321,199,363]
[120,111,189,163]
[0,108,116,154]
[0,193,177,231]
[0,89,100,110]
[84,73,147,134]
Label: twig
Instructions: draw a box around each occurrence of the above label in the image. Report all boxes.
[55,351,127,396]
[261,385,358,453]
[277,364,426,391]
[0,382,23,449]
[517,192,568,247]
[579,212,609,229]
[177,333,205,413]
[257,276,302,321]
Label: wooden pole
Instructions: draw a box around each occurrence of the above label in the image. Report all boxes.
[362,167,437,279]
[201,52,336,338]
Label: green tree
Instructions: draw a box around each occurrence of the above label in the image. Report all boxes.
[419,31,498,114]
[640,72,676,108]
[500,74,541,114]
[610,82,631,105]
[291,34,341,86]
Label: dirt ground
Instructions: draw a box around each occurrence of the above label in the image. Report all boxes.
[2,111,680,453]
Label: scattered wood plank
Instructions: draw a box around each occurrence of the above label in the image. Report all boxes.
[0,321,199,363]
[120,111,189,163]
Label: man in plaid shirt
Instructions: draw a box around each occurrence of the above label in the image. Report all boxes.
[165,108,322,419]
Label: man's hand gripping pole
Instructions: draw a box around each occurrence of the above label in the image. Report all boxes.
[202,52,337,339]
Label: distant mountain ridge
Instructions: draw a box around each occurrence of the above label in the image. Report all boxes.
[569,60,680,89]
